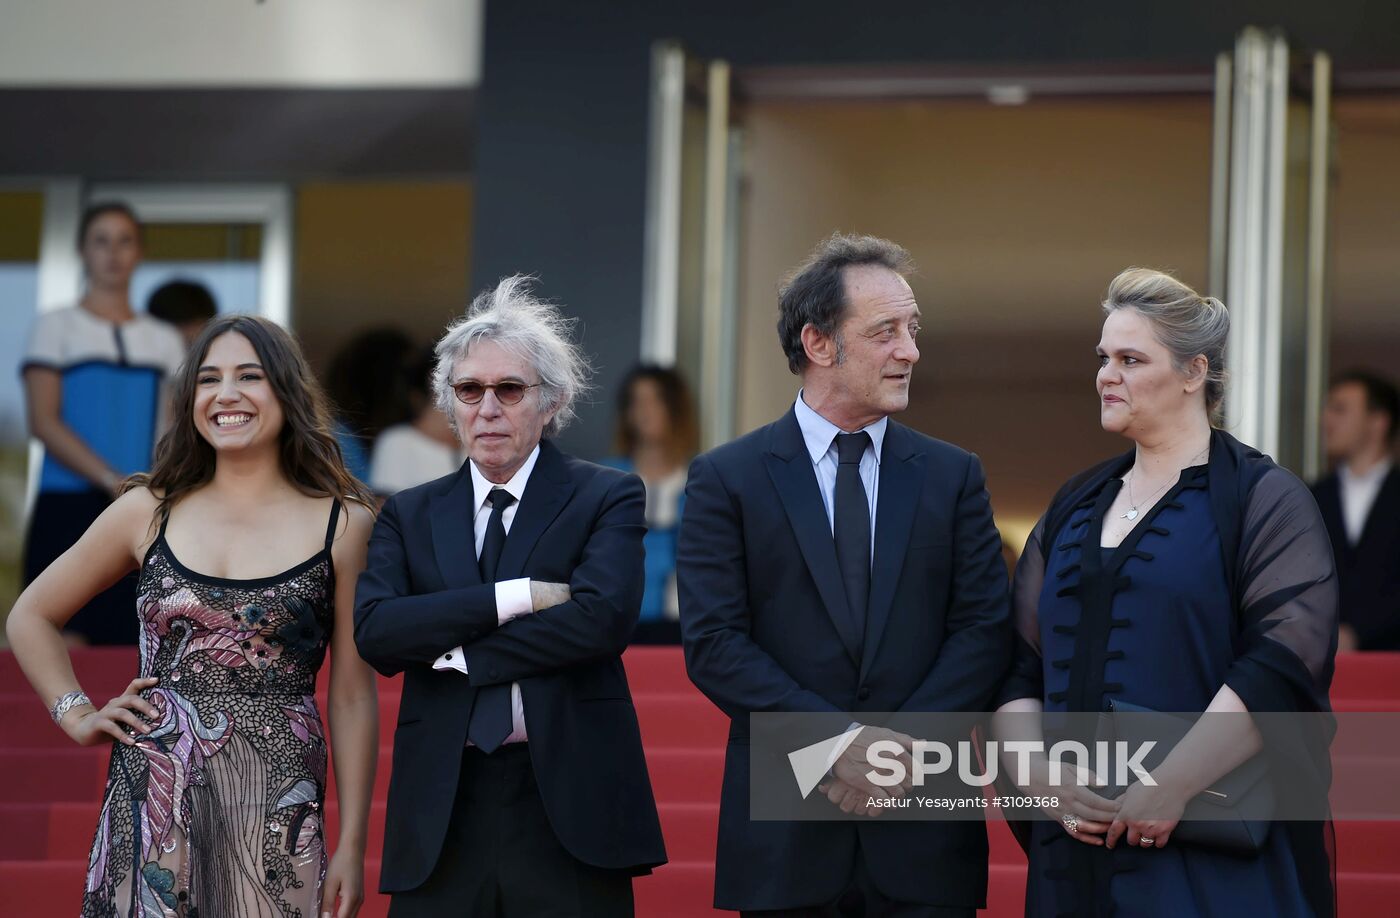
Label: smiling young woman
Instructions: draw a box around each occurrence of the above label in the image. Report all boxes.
[6,314,381,918]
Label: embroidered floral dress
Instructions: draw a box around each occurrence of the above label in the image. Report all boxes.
[81,502,340,918]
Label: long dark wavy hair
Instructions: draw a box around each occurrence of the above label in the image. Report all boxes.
[126,315,375,521]
[611,364,699,465]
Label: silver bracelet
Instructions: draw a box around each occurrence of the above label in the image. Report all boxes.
[50,691,93,725]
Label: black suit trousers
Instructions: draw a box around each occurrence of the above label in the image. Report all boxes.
[387,745,634,918]
[739,847,973,918]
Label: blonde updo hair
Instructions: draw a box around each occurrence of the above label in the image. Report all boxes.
[1102,268,1230,426]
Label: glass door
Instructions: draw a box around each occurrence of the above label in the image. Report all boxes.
[642,41,743,450]
[1211,27,1334,476]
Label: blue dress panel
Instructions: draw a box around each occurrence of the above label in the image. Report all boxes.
[1025,465,1314,918]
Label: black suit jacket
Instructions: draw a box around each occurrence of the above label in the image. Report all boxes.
[677,409,1012,911]
[1313,467,1400,649]
[353,440,667,892]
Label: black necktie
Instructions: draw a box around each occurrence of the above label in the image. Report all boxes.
[833,432,872,644]
[467,487,516,753]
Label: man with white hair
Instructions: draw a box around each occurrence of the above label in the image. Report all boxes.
[355,275,666,916]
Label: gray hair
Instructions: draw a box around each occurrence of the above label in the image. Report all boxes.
[433,274,591,438]
[1102,267,1230,426]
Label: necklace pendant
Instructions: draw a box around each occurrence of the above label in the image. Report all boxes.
[1122,508,1140,521]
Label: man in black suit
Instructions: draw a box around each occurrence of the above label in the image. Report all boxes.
[677,235,1011,916]
[1314,370,1400,651]
[355,275,666,916]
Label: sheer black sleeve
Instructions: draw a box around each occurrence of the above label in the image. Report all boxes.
[1224,466,1339,715]
[996,516,1048,706]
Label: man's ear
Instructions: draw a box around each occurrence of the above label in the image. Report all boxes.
[801,323,838,369]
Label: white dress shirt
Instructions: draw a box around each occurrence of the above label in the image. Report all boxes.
[1339,458,1393,546]
[793,390,885,554]
[432,444,541,745]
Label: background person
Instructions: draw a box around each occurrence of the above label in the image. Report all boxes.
[6,314,380,918]
[146,277,218,347]
[996,268,1336,917]
[325,326,417,484]
[603,364,697,643]
[368,345,464,497]
[20,201,186,645]
[1314,370,1400,651]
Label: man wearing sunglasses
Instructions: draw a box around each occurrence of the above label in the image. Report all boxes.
[355,275,666,916]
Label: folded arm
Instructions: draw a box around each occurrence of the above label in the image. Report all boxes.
[352,495,501,676]
[460,474,648,685]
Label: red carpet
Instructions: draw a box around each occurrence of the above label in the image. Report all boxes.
[1,648,1397,916]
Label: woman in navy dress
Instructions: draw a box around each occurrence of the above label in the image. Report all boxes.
[7,315,380,917]
[996,268,1337,917]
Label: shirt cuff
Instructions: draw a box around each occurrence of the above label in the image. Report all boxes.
[495,578,533,624]
[433,646,467,674]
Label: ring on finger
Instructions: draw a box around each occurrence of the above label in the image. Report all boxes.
[1140,836,1156,847]
[1062,814,1079,834]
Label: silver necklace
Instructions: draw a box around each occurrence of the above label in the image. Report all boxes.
[1121,445,1210,522]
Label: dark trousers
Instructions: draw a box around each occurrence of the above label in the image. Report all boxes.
[740,849,974,918]
[388,744,635,918]
[24,490,137,645]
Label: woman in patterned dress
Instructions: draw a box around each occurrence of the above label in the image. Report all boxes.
[7,314,380,917]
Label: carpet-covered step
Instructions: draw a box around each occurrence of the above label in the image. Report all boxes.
[635,861,725,917]
[1331,652,1400,700]
[634,691,728,746]
[1334,698,1400,712]
[0,749,111,803]
[642,748,725,803]
[623,646,697,691]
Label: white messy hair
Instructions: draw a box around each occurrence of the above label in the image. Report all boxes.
[432,274,591,438]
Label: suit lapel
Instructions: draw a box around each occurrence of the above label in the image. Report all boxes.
[860,423,925,676]
[431,464,484,589]
[497,441,575,580]
[765,410,862,663]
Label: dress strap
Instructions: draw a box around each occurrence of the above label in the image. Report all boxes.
[323,499,343,552]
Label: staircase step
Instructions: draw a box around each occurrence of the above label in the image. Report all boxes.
[1331,652,1400,700]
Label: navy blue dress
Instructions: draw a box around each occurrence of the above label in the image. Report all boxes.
[1013,455,1328,918]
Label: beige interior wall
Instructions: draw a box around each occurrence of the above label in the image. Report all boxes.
[1330,96,1400,376]
[737,97,1215,535]
[293,180,473,371]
